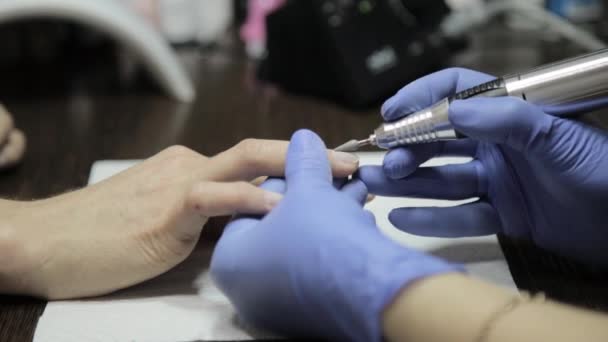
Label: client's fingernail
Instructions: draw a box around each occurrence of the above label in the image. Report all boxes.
[264,191,283,210]
[335,151,359,165]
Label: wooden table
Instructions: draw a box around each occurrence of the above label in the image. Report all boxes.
[0,27,608,341]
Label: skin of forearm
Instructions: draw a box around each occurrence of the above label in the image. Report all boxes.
[383,273,608,342]
[0,199,37,295]
[490,296,608,342]
[383,273,512,342]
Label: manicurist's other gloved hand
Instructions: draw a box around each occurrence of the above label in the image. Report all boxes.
[358,68,608,268]
[211,130,460,341]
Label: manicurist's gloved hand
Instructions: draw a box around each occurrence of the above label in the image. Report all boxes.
[210,130,460,341]
[358,68,608,268]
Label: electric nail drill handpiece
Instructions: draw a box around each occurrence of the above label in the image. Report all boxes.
[335,48,608,152]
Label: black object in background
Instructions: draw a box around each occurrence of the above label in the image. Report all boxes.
[258,0,457,108]
[233,0,249,27]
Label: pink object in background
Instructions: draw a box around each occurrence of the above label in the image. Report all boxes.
[240,0,285,58]
[127,0,161,29]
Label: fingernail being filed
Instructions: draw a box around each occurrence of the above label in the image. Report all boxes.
[334,151,359,166]
[264,191,283,211]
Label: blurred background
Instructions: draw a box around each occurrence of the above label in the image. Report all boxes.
[1,0,608,173]
[1,0,608,107]
[1,2,607,326]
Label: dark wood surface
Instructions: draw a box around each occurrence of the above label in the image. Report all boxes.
[0,24,608,341]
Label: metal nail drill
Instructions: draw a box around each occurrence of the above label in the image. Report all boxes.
[335,48,608,152]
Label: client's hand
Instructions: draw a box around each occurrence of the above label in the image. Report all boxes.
[211,130,458,341]
[0,139,358,299]
[0,104,26,170]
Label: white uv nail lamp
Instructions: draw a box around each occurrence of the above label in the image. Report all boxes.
[0,0,195,102]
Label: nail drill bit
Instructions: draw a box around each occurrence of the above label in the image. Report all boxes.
[334,136,376,152]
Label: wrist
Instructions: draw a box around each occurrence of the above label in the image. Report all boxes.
[382,273,515,342]
[330,237,461,342]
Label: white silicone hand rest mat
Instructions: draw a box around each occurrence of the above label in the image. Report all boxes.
[34,153,514,342]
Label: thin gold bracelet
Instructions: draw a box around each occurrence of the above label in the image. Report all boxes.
[476,292,546,342]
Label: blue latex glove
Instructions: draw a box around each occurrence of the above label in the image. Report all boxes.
[210,130,459,341]
[358,68,608,268]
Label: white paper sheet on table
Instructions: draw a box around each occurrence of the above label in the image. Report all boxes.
[35,153,515,342]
